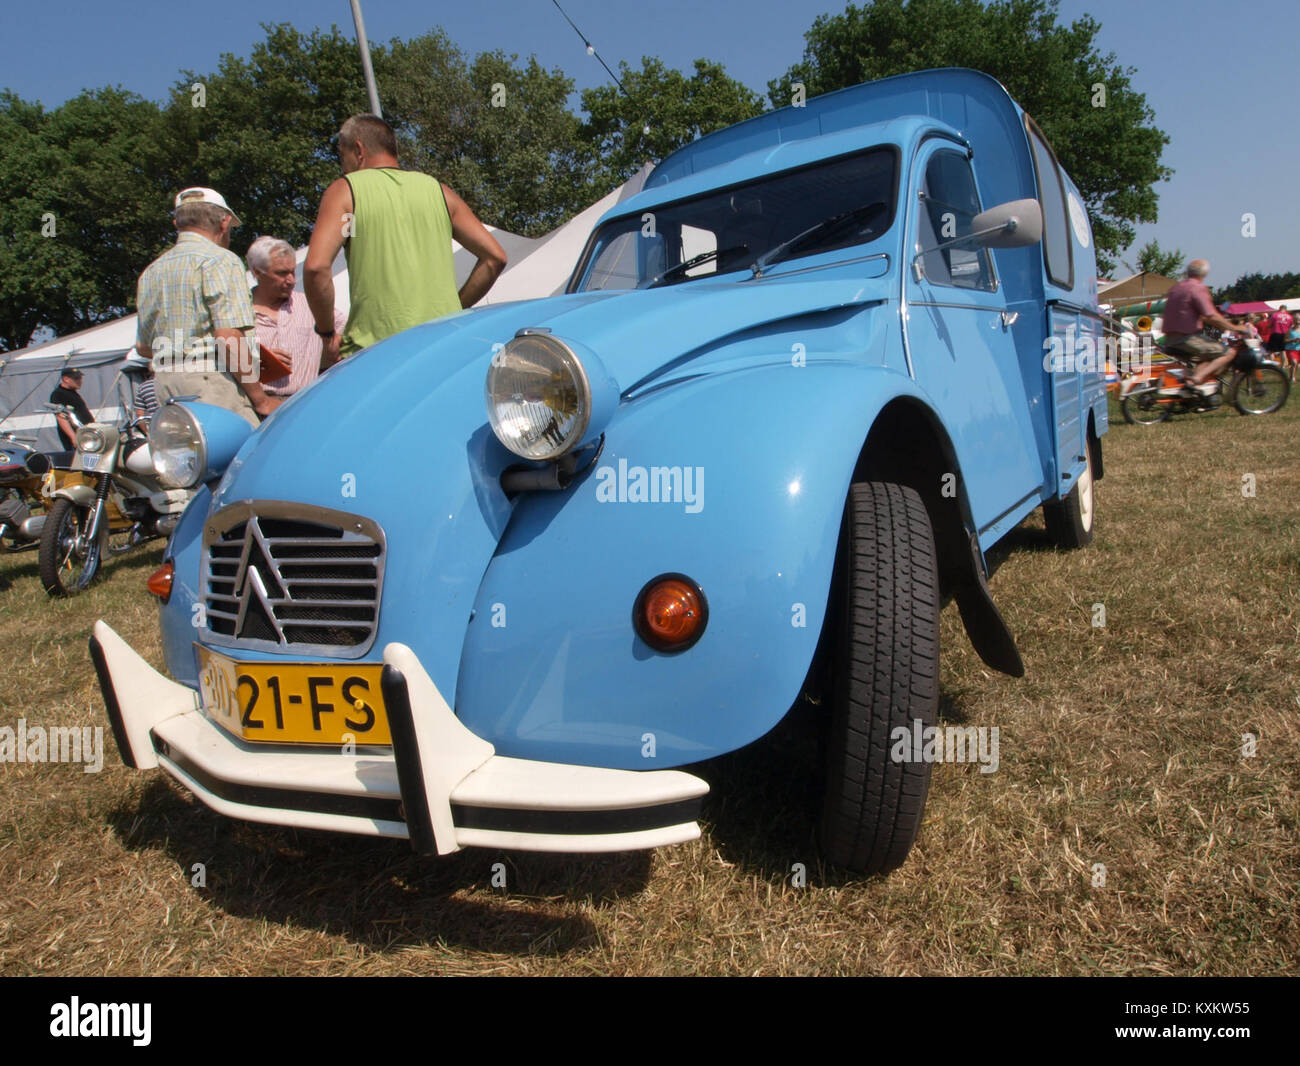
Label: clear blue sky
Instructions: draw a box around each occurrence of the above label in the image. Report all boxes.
[1,0,1294,286]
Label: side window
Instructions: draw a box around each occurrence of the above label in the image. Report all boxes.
[916,150,995,291]
[586,231,641,290]
[1027,122,1072,288]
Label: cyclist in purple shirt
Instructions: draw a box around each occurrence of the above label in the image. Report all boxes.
[1162,259,1254,396]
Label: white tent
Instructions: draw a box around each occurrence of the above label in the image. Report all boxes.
[479,163,652,304]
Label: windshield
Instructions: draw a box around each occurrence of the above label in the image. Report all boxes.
[571,147,898,292]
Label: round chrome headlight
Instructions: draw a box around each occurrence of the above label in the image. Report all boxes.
[76,426,106,454]
[150,404,206,488]
[486,333,592,460]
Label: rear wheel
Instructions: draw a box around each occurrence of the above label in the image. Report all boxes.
[1043,439,1095,549]
[819,481,939,875]
[1121,385,1172,425]
[1232,365,1289,415]
[38,497,103,596]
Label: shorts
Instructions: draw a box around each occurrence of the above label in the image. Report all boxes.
[1163,333,1226,363]
[1288,350,1300,364]
[1265,333,1287,352]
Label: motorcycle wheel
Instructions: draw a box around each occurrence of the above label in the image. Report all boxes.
[1232,366,1289,415]
[1120,386,1172,425]
[38,498,104,596]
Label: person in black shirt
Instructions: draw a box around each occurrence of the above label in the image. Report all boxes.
[49,368,93,449]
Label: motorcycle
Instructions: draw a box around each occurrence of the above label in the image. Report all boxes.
[38,407,192,596]
[1120,337,1289,424]
[0,432,70,553]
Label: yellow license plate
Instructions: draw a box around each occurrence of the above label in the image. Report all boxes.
[196,646,390,745]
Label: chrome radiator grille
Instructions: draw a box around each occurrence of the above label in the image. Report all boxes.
[202,502,385,657]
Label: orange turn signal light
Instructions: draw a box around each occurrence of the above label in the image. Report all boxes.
[634,574,707,652]
[147,561,174,603]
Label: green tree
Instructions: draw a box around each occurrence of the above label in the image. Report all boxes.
[770,0,1171,273]
[1134,240,1184,279]
[381,38,593,236]
[1213,271,1300,305]
[579,57,766,195]
[159,23,370,255]
[0,88,168,350]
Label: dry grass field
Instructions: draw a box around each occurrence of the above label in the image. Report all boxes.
[1,395,1296,976]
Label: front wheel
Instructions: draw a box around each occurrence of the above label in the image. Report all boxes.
[819,481,939,875]
[1232,365,1289,415]
[38,497,103,596]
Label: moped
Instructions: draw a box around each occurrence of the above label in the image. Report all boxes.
[1120,338,1288,424]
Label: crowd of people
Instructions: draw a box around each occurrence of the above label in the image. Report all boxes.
[47,113,509,435]
[1225,305,1298,382]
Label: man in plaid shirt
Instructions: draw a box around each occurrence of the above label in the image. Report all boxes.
[135,187,280,426]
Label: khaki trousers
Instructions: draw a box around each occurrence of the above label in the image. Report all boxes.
[155,369,259,428]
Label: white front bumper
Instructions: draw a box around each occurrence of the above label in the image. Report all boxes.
[90,621,708,855]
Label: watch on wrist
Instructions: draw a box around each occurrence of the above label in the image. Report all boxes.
[314,325,336,337]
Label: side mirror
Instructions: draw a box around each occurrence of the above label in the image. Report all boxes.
[970,198,1042,249]
[911,197,1043,280]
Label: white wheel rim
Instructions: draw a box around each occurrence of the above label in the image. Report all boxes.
[1078,450,1094,531]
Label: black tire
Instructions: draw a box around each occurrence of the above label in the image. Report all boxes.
[1232,365,1289,415]
[1120,385,1171,425]
[38,497,103,596]
[1043,438,1095,549]
[819,481,939,875]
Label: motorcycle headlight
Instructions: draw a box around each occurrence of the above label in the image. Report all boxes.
[76,427,107,454]
[150,405,206,488]
[486,333,595,461]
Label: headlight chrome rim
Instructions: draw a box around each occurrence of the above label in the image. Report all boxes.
[150,404,207,489]
[486,333,594,461]
[75,427,106,454]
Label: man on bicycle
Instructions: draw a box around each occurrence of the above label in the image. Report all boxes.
[1162,260,1254,397]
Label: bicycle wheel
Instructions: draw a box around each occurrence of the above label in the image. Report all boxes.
[1232,366,1289,415]
[1121,386,1171,425]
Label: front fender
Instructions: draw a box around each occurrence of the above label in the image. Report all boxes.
[455,361,941,769]
[53,483,97,507]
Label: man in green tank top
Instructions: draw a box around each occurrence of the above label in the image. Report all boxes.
[304,114,507,365]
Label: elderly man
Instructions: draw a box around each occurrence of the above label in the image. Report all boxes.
[304,114,507,367]
[248,236,345,397]
[135,187,279,426]
[1162,259,1254,396]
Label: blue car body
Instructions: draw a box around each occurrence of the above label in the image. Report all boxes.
[93,68,1106,867]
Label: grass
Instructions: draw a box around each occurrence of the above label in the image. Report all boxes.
[1,396,1297,975]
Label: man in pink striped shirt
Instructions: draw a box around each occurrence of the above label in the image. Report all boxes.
[248,237,346,397]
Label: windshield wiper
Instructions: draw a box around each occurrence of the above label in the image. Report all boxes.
[646,245,748,288]
[751,201,887,276]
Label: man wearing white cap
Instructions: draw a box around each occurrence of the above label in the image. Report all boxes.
[135,187,280,426]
